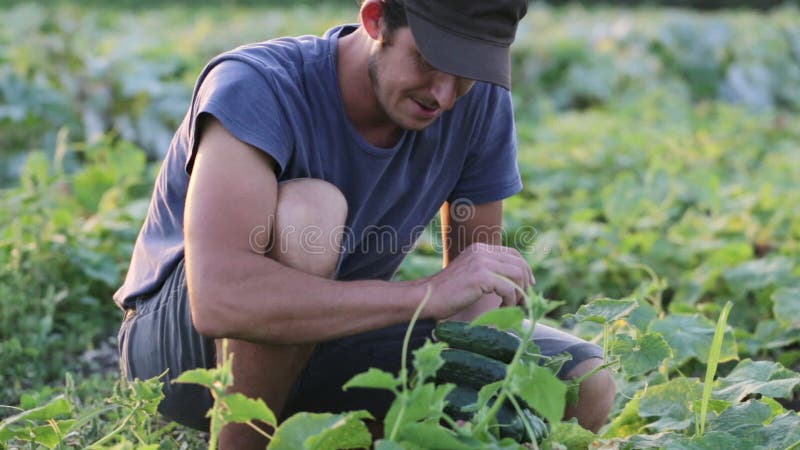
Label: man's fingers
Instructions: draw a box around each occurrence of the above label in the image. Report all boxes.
[480,243,533,292]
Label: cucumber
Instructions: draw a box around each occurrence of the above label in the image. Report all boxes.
[444,385,549,443]
[443,385,478,421]
[434,321,522,363]
[435,348,507,389]
[519,408,550,443]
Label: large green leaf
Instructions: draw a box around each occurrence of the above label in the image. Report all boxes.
[220,393,277,427]
[706,400,771,436]
[396,422,473,450]
[472,307,525,331]
[650,314,737,366]
[714,359,800,402]
[756,412,800,449]
[603,395,646,438]
[173,367,217,390]
[343,368,401,392]
[771,287,800,329]
[268,411,372,450]
[374,441,406,450]
[722,257,793,292]
[565,298,638,324]
[628,299,659,332]
[508,363,566,426]
[614,333,673,378]
[0,395,71,432]
[638,378,702,432]
[545,420,598,449]
[383,383,453,435]
[623,430,751,450]
[0,419,75,449]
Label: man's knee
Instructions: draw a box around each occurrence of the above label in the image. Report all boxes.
[269,178,348,277]
[567,358,615,397]
[276,178,348,229]
[564,358,616,432]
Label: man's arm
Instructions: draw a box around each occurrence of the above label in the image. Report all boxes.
[184,117,529,344]
[185,116,427,343]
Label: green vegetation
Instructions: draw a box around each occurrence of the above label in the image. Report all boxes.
[1,2,799,448]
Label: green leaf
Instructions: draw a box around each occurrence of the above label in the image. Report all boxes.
[706,400,771,436]
[343,368,401,392]
[628,298,659,331]
[396,422,473,450]
[772,287,800,329]
[304,411,374,450]
[722,257,793,292]
[374,441,406,450]
[565,298,638,324]
[472,307,525,331]
[220,393,277,427]
[0,395,71,432]
[129,376,166,414]
[626,430,748,450]
[412,341,446,383]
[650,314,738,366]
[384,383,453,434]
[757,412,800,449]
[268,411,372,450]
[508,364,566,426]
[615,333,673,378]
[714,359,800,402]
[21,420,75,449]
[604,395,649,439]
[545,420,598,449]
[638,378,703,432]
[173,367,218,390]
[474,381,503,413]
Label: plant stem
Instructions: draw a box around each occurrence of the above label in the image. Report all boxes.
[87,407,138,448]
[474,284,536,432]
[573,360,616,385]
[388,285,432,441]
[246,420,273,440]
[508,394,539,450]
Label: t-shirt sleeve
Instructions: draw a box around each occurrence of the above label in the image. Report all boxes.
[184,58,294,176]
[447,85,523,205]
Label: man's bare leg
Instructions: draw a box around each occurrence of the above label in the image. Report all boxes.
[563,358,616,433]
[217,178,347,450]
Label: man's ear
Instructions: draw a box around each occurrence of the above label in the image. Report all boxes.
[360,0,384,41]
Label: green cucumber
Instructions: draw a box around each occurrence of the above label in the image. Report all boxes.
[435,348,507,389]
[444,385,549,443]
[434,320,522,363]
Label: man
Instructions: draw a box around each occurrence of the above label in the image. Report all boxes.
[115,0,615,447]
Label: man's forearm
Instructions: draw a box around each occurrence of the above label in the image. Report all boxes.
[187,250,428,344]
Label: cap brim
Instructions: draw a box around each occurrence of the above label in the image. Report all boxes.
[405,10,512,90]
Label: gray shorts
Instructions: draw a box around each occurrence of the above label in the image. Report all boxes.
[117,258,603,431]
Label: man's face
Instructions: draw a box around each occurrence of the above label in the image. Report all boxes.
[367,27,475,131]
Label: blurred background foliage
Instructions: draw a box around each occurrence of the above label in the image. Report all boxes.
[0,0,798,426]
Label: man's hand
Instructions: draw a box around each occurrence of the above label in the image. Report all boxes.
[423,242,534,319]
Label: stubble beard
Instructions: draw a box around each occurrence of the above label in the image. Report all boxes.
[367,50,421,132]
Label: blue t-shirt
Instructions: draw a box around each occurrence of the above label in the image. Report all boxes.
[113,25,522,309]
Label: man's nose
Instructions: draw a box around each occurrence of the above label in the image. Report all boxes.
[430,72,459,111]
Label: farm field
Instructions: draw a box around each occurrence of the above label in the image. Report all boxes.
[1,2,799,448]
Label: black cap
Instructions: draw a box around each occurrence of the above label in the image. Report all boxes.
[403,0,528,90]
